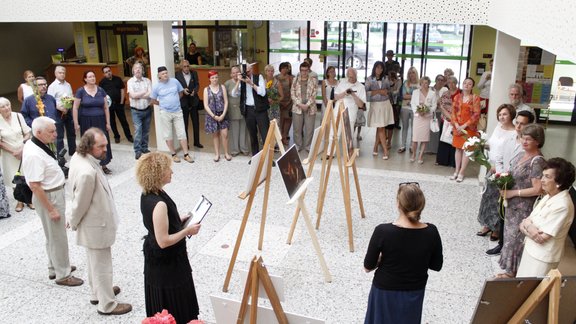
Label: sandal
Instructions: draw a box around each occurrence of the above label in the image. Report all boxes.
[27,203,35,210]
[15,202,24,212]
[225,155,232,161]
[418,160,424,164]
[476,228,492,237]
[495,272,515,279]
[372,151,378,156]
[456,174,464,183]
[382,155,389,160]
[213,156,220,162]
[449,172,458,180]
[397,147,406,153]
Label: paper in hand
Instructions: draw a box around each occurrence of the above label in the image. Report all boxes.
[183,195,212,227]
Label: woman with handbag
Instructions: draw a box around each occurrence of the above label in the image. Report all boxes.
[203,70,231,162]
[0,97,32,212]
[436,76,460,167]
[409,77,437,164]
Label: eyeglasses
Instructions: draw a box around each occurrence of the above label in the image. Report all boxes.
[399,182,419,187]
[103,70,112,73]
[36,83,47,87]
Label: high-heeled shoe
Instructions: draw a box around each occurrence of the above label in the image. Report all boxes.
[476,228,492,236]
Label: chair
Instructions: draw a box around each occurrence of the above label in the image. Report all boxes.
[556,76,575,100]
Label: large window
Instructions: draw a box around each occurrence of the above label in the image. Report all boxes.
[269,20,472,87]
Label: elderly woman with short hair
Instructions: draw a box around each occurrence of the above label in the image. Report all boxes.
[516,158,575,277]
[497,124,546,278]
[0,97,32,212]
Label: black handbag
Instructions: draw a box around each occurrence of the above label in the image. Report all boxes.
[11,114,32,204]
[12,170,32,204]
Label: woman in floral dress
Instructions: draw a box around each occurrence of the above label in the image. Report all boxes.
[497,124,546,278]
[203,70,230,162]
[264,64,283,124]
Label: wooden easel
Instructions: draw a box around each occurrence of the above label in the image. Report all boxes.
[286,101,333,244]
[223,120,285,292]
[237,256,288,324]
[507,269,562,324]
[316,102,365,252]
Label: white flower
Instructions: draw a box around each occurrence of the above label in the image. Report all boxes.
[479,131,488,141]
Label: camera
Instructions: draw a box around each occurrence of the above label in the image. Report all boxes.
[346,88,356,94]
[58,148,69,178]
[241,62,247,79]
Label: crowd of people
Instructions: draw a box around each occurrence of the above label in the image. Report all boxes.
[0,51,574,323]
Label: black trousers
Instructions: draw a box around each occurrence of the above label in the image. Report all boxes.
[109,102,132,139]
[245,106,269,156]
[182,102,200,146]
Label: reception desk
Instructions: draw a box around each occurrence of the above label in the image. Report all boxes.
[45,63,123,92]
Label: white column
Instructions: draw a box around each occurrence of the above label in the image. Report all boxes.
[487,31,521,134]
[479,31,521,182]
[147,21,177,152]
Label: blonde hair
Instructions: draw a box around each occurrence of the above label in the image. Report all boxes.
[136,152,172,194]
[397,184,426,223]
[407,66,420,84]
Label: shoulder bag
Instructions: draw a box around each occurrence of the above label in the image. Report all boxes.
[12,114,33,204]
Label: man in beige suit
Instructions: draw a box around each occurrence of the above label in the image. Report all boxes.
[68,128,132,315]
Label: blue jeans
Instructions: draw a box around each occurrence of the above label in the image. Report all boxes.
[56,113,76,156]
[131,107,151,154]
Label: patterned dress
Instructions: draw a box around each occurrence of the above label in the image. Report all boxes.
[204,85,229,134]
[499,153,545,274]
[267,78,281,122]
[0,168,10,218]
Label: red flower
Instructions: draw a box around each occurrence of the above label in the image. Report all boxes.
[142,309,176,324]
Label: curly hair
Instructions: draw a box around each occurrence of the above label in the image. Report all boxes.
[76,127,104,156]
[136,152,172,194]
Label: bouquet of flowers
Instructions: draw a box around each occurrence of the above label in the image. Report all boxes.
[462,131,491,170]
[266,80,280,103]
[415,104,430,115]
[488,172,515,190]
[142,309,205,324]
[60,96,75,110]
[488,172,515,210]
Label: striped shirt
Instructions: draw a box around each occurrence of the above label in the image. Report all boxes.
[127,76,152,110]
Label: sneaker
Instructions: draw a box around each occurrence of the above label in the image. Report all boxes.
[486,245,502,256]
[172,154,181,163]
[183,154,194,163]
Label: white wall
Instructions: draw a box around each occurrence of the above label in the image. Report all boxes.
[488,0,576,61]
[0,22,74,96]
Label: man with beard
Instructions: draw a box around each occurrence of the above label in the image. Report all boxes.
[21,77,59,126]
[67,128,132,315]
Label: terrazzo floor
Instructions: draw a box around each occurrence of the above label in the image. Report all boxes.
[0,124,575,323]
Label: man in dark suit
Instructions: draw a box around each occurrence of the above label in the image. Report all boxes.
[175,60,203,148]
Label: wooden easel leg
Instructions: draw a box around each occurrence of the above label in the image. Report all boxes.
[298,197,333,283]
[316,142,336,229]
[249,258,259,324]
[223,195,257,292]
[343,164,354,252]
[286,205,301,244]
[237,256,256,324]
[547,271,561,324]
[257,257,289,324]
[258,147,274,250]
[351,162,366,218]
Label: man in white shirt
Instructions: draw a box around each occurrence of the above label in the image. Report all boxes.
[127,63,152,160]
[509,83,535,120]
[22,116,83,286]
[47,65,76,156]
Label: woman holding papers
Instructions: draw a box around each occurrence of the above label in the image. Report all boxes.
[136,152,201,323]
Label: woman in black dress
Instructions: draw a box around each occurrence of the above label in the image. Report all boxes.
[136,152,202,322]
[364,182,443,323]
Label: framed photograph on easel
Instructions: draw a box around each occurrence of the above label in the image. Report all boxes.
[277,144,312,203]
[341,107,354,158]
